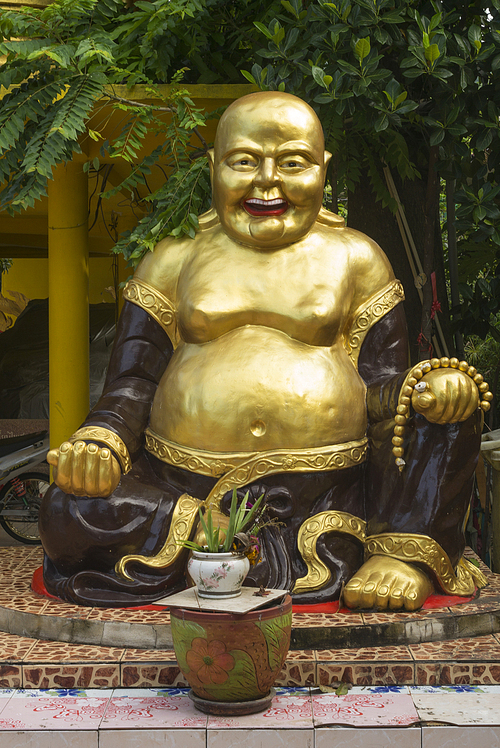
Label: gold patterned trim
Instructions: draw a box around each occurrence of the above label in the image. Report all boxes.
[116,434,368,579]
[364,533,488,595]
[69,427,131,474]
[123,279,180,349]
[293,512,366,594]
[344,280,405,366]
[145,431,258,477]
[145,431,368,509]
[116,493,202,580]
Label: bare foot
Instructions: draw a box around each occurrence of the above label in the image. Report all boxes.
[343,556,433,611]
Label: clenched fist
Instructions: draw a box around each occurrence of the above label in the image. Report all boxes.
[47,440,121,498]
[411,368,479,424]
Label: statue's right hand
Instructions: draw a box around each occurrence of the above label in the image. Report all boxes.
[46,440,121,498]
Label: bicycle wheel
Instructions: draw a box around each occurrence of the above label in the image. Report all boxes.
[0,472,49,544]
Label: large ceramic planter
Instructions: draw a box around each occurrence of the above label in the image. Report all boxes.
[170,594,292,710]
[187,550,250,598]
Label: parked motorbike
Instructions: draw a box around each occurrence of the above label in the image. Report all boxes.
[0,427,49,544]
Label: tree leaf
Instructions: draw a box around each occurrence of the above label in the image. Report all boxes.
[425,44,440,63]
[355,37,370,62]
[429,129,445,146]
[476,129,493,151]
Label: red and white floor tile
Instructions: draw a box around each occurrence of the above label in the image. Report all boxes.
[0,686,496,746]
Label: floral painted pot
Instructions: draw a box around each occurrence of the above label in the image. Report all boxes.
[187,550,250,598]
[170,594,292,704]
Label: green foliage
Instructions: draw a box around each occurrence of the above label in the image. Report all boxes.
[0,0,499,332]
[238,0,500,342]
[0,259,13,274]
[0,0,217,255]
[180,489,264,553]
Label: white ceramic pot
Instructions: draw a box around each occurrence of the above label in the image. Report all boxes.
[188,550,250,598]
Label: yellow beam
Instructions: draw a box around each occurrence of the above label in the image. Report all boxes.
[104,84,258,102]
[48,162,89,450]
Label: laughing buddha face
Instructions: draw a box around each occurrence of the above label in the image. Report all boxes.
[208,92,332,250]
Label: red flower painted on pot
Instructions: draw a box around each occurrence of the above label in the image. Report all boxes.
[186,637,235,685]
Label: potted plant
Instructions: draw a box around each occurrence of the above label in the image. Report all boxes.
[171,490,292,714]
[181,489,264,599]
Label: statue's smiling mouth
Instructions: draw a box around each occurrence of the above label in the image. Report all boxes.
[244,198,289,217]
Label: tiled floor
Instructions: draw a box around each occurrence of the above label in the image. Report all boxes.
[1,547,500,688]
[0,686,498,746]
[0,545,500,741]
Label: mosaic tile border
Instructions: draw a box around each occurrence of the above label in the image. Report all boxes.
[0,631,500,688]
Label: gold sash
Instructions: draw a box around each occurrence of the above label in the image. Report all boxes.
[116,433,368,579]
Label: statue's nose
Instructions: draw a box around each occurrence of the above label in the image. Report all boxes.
[253,157,280,187]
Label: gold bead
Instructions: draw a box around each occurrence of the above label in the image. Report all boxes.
[421,362,432,373]
[397,405,408,415]
[480,401,491,412]
[394,425,405,436]
[479,382,489,393]
[483,391,494,402]
[440,357,450,368]
[474,373,484,384]
[402,386,413,397]
[458,360,468,372]
[392,436,404,446]
[413,369,423,379]
[393,447,404,457]
[400,396,411,406]
[431,358,440,368]
[407,377,418,387]
[450,358,459,368]
[395,415,407,425]
[467,366,477,378]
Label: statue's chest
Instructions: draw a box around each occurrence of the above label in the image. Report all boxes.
[176,253,349,346]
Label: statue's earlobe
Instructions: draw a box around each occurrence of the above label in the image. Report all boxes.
[324,150,332,168]
[207,149,215,182]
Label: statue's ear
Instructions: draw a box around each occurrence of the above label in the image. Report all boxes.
[207,149,215,182]
[324,150,332,168]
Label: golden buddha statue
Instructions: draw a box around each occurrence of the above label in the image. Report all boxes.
[41,92,490,609]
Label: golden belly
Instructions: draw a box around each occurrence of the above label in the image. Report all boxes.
[149,326,367,452]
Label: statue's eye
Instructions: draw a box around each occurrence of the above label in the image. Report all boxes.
[279,157,309,171]
[228,155,258,171]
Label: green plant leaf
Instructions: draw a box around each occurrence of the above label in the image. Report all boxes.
[425,44,440,63]
[429,129,445,145]
[354,37,370,62]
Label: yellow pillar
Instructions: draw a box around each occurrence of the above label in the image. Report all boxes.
[48,162,89,451]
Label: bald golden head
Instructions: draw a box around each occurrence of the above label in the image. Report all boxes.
[214,92,326,162]
[209,92,331,249]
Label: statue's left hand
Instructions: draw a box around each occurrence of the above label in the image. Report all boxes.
[411,368,479,424]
